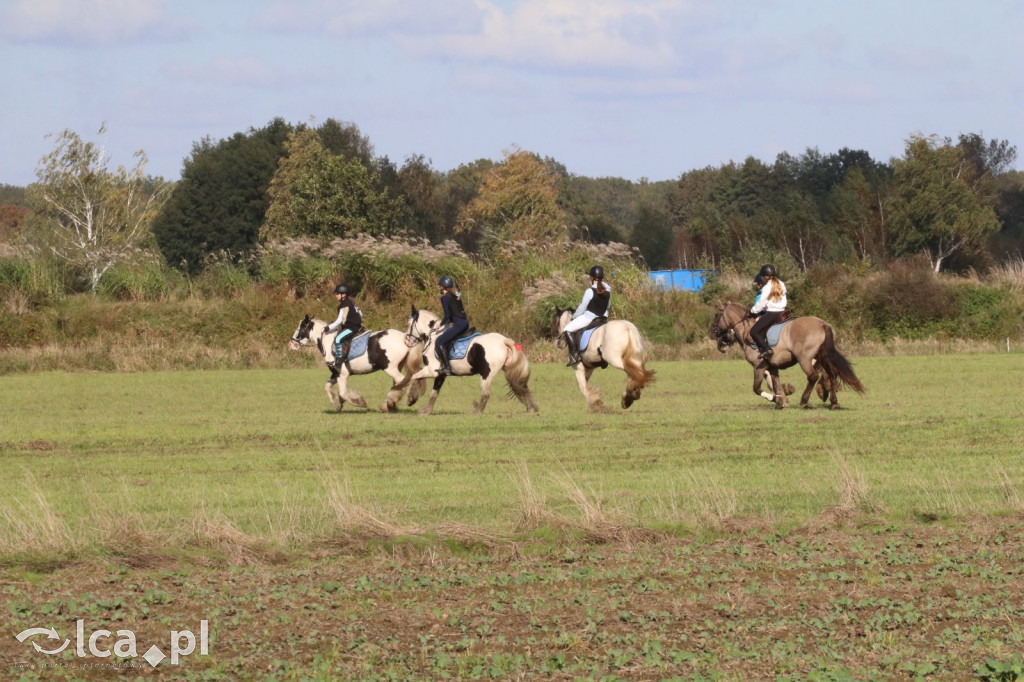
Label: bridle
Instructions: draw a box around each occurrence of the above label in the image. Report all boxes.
[710,305,746,350]
[405,315,442,348]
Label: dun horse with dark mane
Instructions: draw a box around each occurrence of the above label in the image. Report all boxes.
[709,302,864,409]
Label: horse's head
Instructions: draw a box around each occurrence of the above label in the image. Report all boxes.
[552,307,572,346]
[406,306,442,347]
[289,315,317,351]
[708,302,743,353]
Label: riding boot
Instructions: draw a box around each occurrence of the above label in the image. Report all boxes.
[330,340,351,370]
[563,332,580,366]
[436,344,452,376]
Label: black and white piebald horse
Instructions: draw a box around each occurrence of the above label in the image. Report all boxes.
[289,315,426,412]
[395,307,539,416]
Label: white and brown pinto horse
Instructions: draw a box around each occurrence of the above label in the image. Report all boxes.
[709,302,864,409]
[553,308,655,411]
[289,315,426,412]
[395,307,539,416]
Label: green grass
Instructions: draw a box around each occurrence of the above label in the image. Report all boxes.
[1,353,1023,560]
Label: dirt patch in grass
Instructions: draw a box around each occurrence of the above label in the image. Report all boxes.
[3,519,1024,680]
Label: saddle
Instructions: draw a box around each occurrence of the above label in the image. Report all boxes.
[746,309,793,349]
[571,316,607,352]
[436,329,481,361]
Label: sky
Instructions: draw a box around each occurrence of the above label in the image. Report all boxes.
[1,0,1022,187]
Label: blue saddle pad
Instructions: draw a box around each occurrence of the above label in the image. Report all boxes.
[580,327,598,351]
[441,332,481,360]
[749,319,793,350]
[347,331,372,359]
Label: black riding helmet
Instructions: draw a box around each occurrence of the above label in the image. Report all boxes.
[758,264,777,278]
[753,274,766,288]
[588,265,604,280]
[438,275,455,289]
[333,284,348,295]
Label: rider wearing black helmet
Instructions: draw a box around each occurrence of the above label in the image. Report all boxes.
[327,283,362,369]
[748,264,787,360]
[561,265,611,366]
[435,275,468,376]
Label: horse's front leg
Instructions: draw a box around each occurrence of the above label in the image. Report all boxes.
[335,371,368,409]
[418,375,446,416]
[752,365,781,406]
[324,373,343,410]
[575,365,603,411]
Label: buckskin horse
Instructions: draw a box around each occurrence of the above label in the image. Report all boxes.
[709,302,864,409]
[553,307,655,411]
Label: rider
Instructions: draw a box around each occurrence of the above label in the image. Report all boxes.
[561,265,611,367]
[748,264,787,360]
[435,275,469,376]
[326,283,362,369]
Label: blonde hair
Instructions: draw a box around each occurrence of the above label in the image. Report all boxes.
[767,278,783,302]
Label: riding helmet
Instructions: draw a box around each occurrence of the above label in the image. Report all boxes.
[333,284,349,295]
[438,275,455,289]
[758,264,777,278]
[753,274,766,288]
[588,265,605,280]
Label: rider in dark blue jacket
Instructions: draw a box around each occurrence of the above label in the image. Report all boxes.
[434,275,468,376]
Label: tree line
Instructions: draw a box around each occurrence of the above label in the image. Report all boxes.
[1,117,1022,292]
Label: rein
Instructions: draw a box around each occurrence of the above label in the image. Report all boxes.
[712,305,749,346]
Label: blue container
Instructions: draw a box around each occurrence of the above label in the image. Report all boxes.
[649,269,707,291]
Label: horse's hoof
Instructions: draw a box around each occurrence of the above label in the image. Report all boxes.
[774,401,785,410]
[829,403,842,410]
[621,396,634,409]
[800,403,811,409]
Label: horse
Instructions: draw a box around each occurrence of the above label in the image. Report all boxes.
[394,306,539,416]
[553,308,655,411]
[708,302,865,409]
[288,315,426,412]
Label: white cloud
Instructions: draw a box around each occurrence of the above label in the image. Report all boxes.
[0,0,186,45]
[414,0,687,73]
[256,0,482,37]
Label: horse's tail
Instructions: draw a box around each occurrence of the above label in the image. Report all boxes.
[623,323,656,391]
[816,325,865,394]
[502,338,539,413]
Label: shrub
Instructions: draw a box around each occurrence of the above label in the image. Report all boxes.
[863,257,953,338]
[98,261,181,301]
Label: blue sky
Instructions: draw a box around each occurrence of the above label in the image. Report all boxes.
[1,0,1021,187]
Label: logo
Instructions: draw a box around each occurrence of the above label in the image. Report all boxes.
[15,619,209,668]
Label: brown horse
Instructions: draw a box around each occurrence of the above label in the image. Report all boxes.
[709,302,864,409]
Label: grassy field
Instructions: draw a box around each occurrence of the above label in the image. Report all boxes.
[2,353,1023,549]
[2,354,1024,679]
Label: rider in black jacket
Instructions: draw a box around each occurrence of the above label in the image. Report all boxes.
[327,284,362,369]
[434,276,468,376]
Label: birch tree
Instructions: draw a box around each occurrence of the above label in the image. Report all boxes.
[31,125,168,291]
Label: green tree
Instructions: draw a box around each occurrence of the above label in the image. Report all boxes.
[152,118,294,272]
[456,149,566,258]
[888,134,1002,272]
[630,202,673,268]
[397,154,446,241]
[28,125,168,292]
[260,128,403,242]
